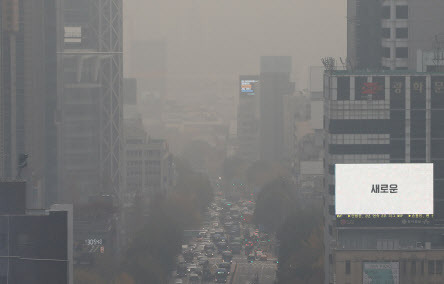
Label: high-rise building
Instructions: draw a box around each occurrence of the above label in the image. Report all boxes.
[347,0,444,71]
[323,70,444,284]
[237,75,260,163]
[0,181,73,284]
[0,0,61,208]
[59,0,123,203]
[259,56,295,162]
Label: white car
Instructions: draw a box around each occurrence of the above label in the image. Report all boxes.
[189,273,200,282]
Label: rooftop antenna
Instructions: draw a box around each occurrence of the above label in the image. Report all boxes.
[321,57,336,73]
[340,57,347,70]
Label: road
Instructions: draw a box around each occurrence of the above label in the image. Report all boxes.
[231,255,277,284]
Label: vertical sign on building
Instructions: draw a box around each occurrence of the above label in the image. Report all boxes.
[431,76,444,139]
[410,76,426,161]
[390,77,406,160]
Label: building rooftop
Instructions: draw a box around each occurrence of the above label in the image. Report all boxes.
[330,70,444,76]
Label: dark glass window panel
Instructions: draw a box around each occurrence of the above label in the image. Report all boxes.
[337,77,350,100]
[396,47,408,58]
[396,28,408,38]
[396,6,408,19]
[411,111,426,138]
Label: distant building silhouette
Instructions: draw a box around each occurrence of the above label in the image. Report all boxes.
[259,56,295,162]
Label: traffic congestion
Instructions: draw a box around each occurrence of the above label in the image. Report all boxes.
[171,195,277,284]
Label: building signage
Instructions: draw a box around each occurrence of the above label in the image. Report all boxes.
[64,26,82,43]
[335,163,433,215]
[240,76,259,96]
[363,262,399,284]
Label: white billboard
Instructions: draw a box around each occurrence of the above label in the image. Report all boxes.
[335,164,433,215]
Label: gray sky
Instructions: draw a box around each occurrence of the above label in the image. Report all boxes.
[123,0,346,96]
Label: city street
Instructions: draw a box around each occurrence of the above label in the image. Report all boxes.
[231,255,277,284]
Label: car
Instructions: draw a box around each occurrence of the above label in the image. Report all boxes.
[187,264,198,273]
[189,273,200,283]
[215,268,228,283]
[222,251,233,263]
[175,279,183,284]
[260,253,268,261]
[205,250,215,257]
[248,254,255,263]
[198,256,209,266]
[218,262,231,273]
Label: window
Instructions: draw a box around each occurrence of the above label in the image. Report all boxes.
[396,6,408,19]
[329,205,335,215]
[382,6,391,19]
[421,260,425,275]
[396,47,408,58]
[396,67,408,70]
[329,225,333,236]
[396,28,408,39]
[0,234,5,249]
[411,261,416,276]
[437,261,443,274]
[429,260,435,274]
[329,254,333,264]
[328,165,335,174]
[382,28,391,39]
[383,47,391,58]
[346,260,351,274]
[328,185,335,195]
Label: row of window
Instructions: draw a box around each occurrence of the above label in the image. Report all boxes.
[329,109,390,120]
[126,161,161,166]
[330,154,390,164]
[383,47,408,59]
[345,260,442,276]
[382,27,408,39]
[126,150,161,158]
[127,170,161,176]
[330,134,390,145]
[382,5,408,20]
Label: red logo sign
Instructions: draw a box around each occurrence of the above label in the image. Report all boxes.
[362,82,383,95]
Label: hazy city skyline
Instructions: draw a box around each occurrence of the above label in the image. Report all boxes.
[123,0,346,95]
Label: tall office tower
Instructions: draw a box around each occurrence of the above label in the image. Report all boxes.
[259,56,295,162]
[60,0,123,203]
[0,181,73,284]
[323,71,444,284]
[0,0,61,208]
[347,0,444,71]
[237,75,260,163]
